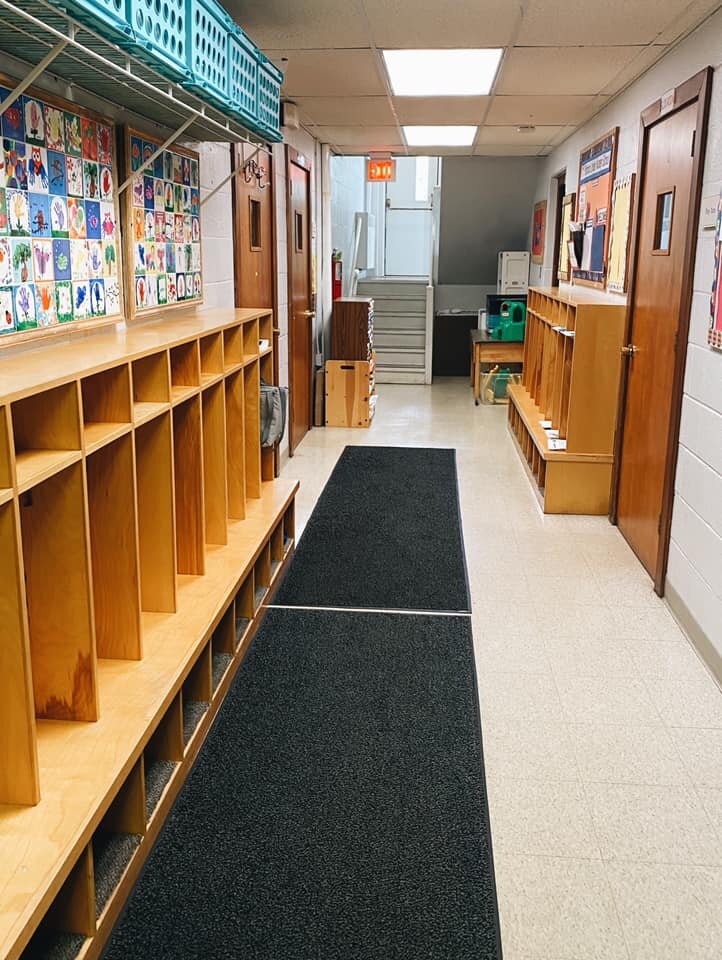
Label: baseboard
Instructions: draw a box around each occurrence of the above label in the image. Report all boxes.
[665,583,722,687]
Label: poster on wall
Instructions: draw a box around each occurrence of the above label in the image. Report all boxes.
[557,193,576,283]
[531,200,546,264]
[122,127,203,319]
[573,127,619,288]
[0,77,121,338]
[606,174,635,294]
[708,191,722,351]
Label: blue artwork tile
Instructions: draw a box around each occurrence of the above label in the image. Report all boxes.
[153,152,164,178]
[52,238,71,280]
[90,278,105,316]
[85,200,101,240]
[4,140,28,190]
[47,150,67,195]
[29,194,51,238]
[1,95,24,141]
[143,175,155,210]
[130,136,142,172]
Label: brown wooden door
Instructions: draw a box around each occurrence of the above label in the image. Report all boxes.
[232,144,274,308]
[287,149,313,455]
[616,101,698,578]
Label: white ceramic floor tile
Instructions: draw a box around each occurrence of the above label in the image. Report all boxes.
[670,728,722,787]
[644,677,722,728]
[569,723,690,786]
[495,854,629,960]
[627,639,711,681]
[605,861,722,960]
[477,672,565,725]
[556,676,661,725]
[604,603,686,642]
[482,721,579,782]
[697,787,722,837]
[475,632,552,675]
[586,781,721,865]
[546,637,638,679]
[488,779,600,858]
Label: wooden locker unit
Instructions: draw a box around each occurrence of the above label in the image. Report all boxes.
[509,286,626,514]
[325,359,376,428]
[0,306,298,960]
[330,297,374,361]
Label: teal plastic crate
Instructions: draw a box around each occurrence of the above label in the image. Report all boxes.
[129,0,190,81]
[186,0,233,103]
[49,0,133,40]
[256,53,283,138]
[228,25,257,121]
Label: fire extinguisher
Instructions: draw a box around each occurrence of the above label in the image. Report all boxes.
[332,249,343,300]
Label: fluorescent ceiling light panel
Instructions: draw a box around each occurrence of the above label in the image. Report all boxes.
[383,49,502,97]
[403,126,477,146]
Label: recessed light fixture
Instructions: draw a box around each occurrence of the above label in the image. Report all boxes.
[383,49,503,97]
[403,125,477,147]
[517,124,536,133]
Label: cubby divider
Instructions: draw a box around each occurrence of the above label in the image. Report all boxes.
[242,318,259,363]
[225,371,246,520]
[144,694,183,822]
[254,542,271,611]
[20,461,98,721]
[20,846,95,959]
[134,413,176,613]
[211,604,235,691]
[1,406,14,497]
[81,365,132,454]
[283,501,295,554]
[223,325,243,371]
[132,352,171,426]
[235,572,254,648]
[92,759,145,919]
[0,498,39,806]
[86,435,142,660]
[12,382,82,492]
[243,362,261,499]
[202,382,228,546]
[200,333,224,386]
[173,397,205,576]
[170,341,201,404]
[270,519,284,579]
[182,643,212,747]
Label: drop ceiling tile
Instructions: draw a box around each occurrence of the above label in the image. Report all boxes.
[363,0,520,47]
[270,50,387,98]
[477,124,564,145]
[517,0,696,45]
[656,0,722,42]
[473,143,544,156]
[407,146,475,156]
[599,45,669,95]
[315,126,401,148]
[393,97,490,125]
[292,97,396,125]
[486,95,604,125]
[497,46,648,96]
[226,1,371,49]
[335,144,407,156]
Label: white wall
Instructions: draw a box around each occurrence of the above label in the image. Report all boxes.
[194,142,235,309]
[529,12,722,665]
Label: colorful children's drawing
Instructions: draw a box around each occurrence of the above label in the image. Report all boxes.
[29,194,51,238]
[85,200,101,240]
[1,100,24,141]
[27,146,48,192]
[48,151,67,195]
[68,197,86,239]
[52,239,71,280]
[90,278,105,315]
[8,190,29,235]
[32,240,53,281]
[0,237,12,286]
[88,241,103,278]
[103,240,117,277]
[101,202,116,240]
[97,125,112,166]
[0,189,7,234]
[105,279,120,313]
[64,113,82,156]
[24,99,45,144]
[83,161,99,200]
[55,281,72,322]
[71,239,89,280]
[4,140,28,189]
[50,196,68,238]
[73,280,90,318]
[44,106,65,151]
[14,283,36,329]
[100,166,113,201]
[11,239,33,284]
[36,282,56,326]
[81,119,98,161]
[0,287,16,333]
[66,156,83,196]
[132,178,144,208]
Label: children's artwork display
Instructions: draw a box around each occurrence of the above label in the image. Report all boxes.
[606,175,635,294]
[573,128,619,288]
[708,190,722,351]
[531,200,546,265]
[123,128,202,318]
[0,77,121,337]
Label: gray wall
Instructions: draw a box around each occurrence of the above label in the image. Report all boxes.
[437,157,540,286]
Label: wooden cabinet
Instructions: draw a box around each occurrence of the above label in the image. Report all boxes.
[325,358,376,428]
[0,307,298,960]
[330,297,374,361]
[507,286,626,514]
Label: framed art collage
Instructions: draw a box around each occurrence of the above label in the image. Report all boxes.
[123,128,203,319]
[0,77,121,338]
[573,127,619,287]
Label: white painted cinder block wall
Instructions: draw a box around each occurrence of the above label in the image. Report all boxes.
[529,12,722,662]
[194,142,235,310]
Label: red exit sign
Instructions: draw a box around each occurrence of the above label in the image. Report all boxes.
[367,159,396,182]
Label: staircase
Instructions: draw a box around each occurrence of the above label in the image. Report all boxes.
[356,278,431,384]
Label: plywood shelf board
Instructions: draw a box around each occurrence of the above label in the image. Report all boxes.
[0,479,297,960]
[14,449,83,493]
[507,386,612,463]
[83,422,132,455]
[132,401,170,427]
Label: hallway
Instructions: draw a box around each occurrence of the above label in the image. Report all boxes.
[288,380,722,960]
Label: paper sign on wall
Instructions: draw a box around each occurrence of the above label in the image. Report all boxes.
[708,190,722,351]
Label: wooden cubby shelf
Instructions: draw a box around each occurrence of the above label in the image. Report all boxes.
[508,286,626,514]
[0,306,296,960]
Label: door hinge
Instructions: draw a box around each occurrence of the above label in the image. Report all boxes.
[691,129,696,157]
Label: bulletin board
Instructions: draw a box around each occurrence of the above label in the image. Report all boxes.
[557,192,576,283]
[573,127,619,288]
[708,191,722,351]
[531,200,546,264]
[606,174,635,294]
[123,127,203,319]
[0,75,122,340]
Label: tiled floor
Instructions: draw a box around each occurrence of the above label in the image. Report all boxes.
[283,378,722,960]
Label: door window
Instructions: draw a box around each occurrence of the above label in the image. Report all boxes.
[653,189,674,254]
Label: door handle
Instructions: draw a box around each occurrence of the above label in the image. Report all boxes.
[621,344,639,357]
[301,310,315,318]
